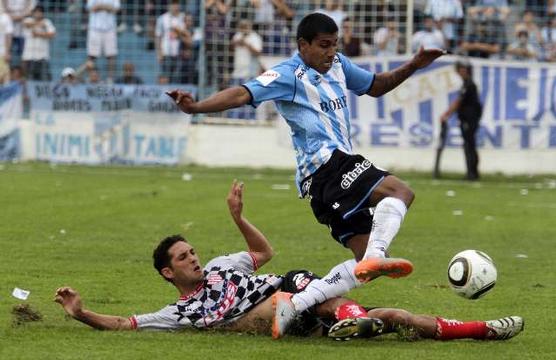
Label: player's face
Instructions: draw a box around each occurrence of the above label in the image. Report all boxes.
[166,241,204,285]
[299,32,338,74]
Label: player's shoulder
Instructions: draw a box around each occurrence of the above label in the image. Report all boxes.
[204,254,237,271]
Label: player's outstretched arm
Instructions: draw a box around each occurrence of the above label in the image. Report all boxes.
[367,47,445,97]
[166,86,252,114]
[227,180,274,268]
[54,287,133,331]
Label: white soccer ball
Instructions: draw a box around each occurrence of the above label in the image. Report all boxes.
[447,250,497,299]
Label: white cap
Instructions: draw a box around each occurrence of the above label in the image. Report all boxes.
[61,67,76,77]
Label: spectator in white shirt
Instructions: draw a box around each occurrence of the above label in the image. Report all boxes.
[412,15,445,52]
[507,29,539,62]
[227,20,262,120]
[424,0,463,53]
[231,20,262,81]
[0,10,12,83]
[373,18,401,56]
[1,0,35,64]
[86,0,120,83]
[155,0,185,84]
[21,5,55,81]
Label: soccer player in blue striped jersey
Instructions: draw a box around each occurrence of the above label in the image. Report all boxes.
[167,13,444,285]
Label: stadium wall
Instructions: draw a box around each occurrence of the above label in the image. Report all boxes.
[16,119,555,175]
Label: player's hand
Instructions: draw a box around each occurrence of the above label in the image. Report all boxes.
[166,89,196,114]
[227,180,244,223]
[54,287,83,319]
[411,46,446,69]
[440,113,449,123]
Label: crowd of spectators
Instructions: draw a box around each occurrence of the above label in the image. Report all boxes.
[1,1,556,88]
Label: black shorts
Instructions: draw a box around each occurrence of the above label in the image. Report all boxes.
[302,150,389,247]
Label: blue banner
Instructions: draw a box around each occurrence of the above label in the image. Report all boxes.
[347,57,556,150]
[27,82,196,114]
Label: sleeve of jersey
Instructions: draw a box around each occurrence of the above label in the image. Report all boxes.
[130,306,187,331]
[338,53,375,96]
[242,66,296,108]
[220,251,258,273]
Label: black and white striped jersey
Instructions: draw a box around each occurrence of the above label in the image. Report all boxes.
[130,252,282,330]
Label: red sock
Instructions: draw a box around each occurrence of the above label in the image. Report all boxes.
[435,317,488,340]
[335,301,368,320]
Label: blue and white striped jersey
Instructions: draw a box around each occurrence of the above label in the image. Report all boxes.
[243,53,374,194]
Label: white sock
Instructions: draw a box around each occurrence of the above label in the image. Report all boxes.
[290,259,361,313]
[363,197,407,259]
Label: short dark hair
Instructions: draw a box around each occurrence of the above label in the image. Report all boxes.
[33,5,44,13]
[455,59,473,75]
[297,13,338,44]
[153,234,187,282]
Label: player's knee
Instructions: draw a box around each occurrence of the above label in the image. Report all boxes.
[404,187,415,207]
[393,184,414,208]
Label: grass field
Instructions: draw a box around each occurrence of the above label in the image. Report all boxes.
[1,163,555,360]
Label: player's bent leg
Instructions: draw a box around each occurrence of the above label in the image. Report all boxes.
[354,176,415,282]
[368,175,415,209]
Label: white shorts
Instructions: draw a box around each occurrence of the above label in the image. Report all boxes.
[87,29,118,58]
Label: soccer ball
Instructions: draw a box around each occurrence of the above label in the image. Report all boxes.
[447,250,497,299]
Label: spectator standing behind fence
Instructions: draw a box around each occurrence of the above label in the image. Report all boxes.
[373,18,400,56]
[411,15,445,52]
[115,62,143,84]
[86,0,120,84]
[205,0,231,88]
[155,0,185,85]
[21,6,55,81]
[231,20,262,82]
[250,0,295,56]
[515,10,543,51]
[179,13,200,85]
[0,9,12,83]
[340,18,363,57]
[424,0,463,53]
[1,0,35,65]
[228,19,262,120]
[176,15,193,84]
[541,16,556,61]
[460,16,505,59]
[506,29,539,62]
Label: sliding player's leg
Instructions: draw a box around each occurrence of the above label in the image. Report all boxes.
[329,307,524,341]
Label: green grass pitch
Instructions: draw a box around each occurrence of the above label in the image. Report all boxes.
[1,163,555,359]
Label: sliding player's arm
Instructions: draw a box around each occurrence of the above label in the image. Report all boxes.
[227,180,274,269]
[54,287,132,330]
[367,46,445,97]
[166,86,252,114]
